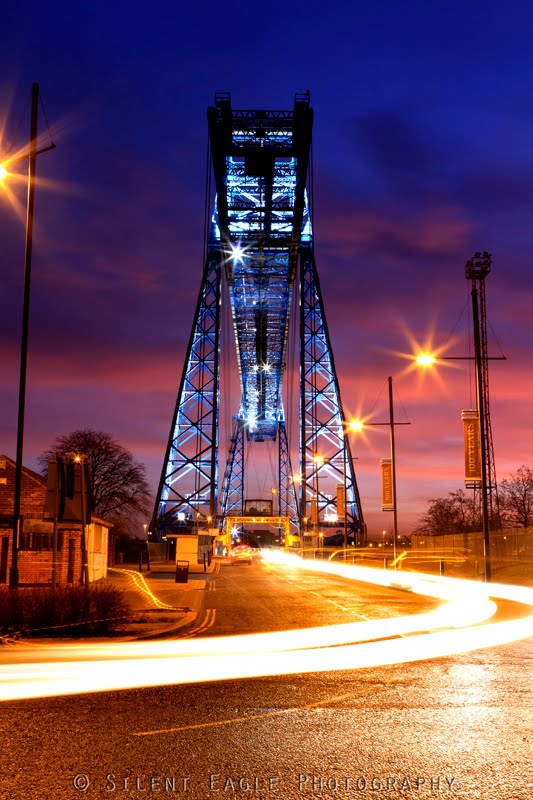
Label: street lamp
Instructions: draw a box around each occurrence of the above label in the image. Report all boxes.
[271,487,282,544]
[350,377,410,565]
[341,420,362,551]
[5,84,46,588]
[312,454,330,548]
[416,353,436,367]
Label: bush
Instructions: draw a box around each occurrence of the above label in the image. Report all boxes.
[0,582,130,637]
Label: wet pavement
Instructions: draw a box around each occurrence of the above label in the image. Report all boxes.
[0,555,531,799]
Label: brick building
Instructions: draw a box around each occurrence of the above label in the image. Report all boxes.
[0,455,111,586]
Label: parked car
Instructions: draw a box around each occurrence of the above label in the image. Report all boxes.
[230,545,252,565]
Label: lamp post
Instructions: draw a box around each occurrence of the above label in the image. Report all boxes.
[343,438,348,552]
[312,455,326,549]
[388,376,399,564]
[349,378,409,567]
[345,419,363,552]
[9,83,39,589]
[2,86,56,588]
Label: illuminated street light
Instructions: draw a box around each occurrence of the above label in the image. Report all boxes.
[416,352,436,367]
[310,454,332,548]
[352,379,410,565]
[8,84,41,588]
[348,419,364,432]
[3,86,56,588]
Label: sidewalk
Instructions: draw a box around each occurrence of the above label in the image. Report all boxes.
[107,559,220,639]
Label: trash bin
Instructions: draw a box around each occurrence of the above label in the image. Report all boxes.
[175,560,189,583]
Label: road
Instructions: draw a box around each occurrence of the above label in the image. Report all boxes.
[0,554,531,800]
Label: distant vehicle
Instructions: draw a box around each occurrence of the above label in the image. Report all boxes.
[230,545,252,565]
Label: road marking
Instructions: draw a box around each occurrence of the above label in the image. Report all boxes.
[109,568,177,610]
[181,608,216,639]
[133,688,371,737]
[263,563,380,621]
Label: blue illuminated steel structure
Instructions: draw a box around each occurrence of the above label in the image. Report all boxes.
[299,250,363,539]
[220,420,245,520]
[151,253,221,538]
[278,418,299,523]
[208,92,313,442]
[151,93,364,541]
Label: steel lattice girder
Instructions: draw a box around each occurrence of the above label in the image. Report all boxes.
[151,254,221,539]
[278,418,299,525]
[208,94,313,441]
[220,419,245,519]
[299,249,364,532]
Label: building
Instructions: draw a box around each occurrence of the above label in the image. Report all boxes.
[0,455,111,586]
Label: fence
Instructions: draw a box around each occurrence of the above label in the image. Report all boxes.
[297,528,533,582]
[410,528,533,561]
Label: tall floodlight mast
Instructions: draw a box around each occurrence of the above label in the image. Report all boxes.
[151,94,364,544]
[465,252,500,528]
[465,253,501,582]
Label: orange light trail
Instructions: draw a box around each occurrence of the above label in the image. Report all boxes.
[0,554,531,702]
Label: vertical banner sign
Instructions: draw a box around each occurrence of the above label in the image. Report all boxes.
[310,498,318,525]
[462,409,481,483]
[336,483,346,520]
[381,458,394,511]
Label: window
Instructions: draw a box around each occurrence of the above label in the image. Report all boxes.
[20,530,63,551]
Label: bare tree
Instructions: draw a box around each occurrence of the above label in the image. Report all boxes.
[38,429,151,523]
[415,489,480,536]
[499,466,533,528]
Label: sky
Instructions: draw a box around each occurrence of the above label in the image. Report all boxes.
[1,1,532,536]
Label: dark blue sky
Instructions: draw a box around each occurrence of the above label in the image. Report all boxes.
[1,1,532,532]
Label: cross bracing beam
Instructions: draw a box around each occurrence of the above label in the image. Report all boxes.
[278,419,299,528]
[220,419,245,520]
[300,249,364,536]
[150,254,221,540]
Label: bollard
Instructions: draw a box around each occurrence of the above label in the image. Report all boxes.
[383,557,387,569]
[439,559,444,576]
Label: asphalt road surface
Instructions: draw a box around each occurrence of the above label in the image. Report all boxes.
[0,556,531,800]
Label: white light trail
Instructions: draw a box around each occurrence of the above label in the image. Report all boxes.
[0,554,531,702]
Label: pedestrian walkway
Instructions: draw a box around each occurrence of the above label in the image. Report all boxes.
[107,559,220,639]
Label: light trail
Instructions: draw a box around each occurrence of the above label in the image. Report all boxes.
[110,568,178,609]
[0,554,531,702]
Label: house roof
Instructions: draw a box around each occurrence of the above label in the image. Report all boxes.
[0,455,46,486]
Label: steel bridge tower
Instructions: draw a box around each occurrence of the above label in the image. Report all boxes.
[150,93,364,545]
